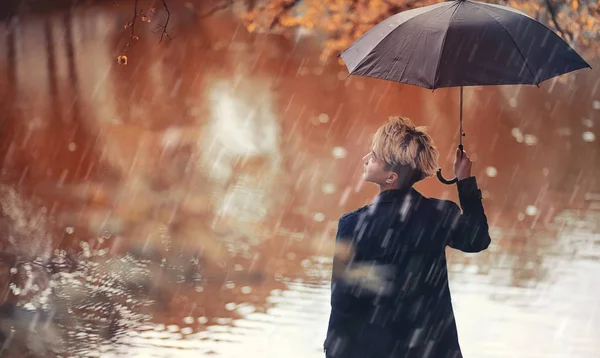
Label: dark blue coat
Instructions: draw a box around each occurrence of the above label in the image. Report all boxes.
[324,177,491,358]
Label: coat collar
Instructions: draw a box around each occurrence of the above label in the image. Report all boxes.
[371,186,422,205]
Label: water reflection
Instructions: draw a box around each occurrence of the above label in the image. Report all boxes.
[0,1,599,357]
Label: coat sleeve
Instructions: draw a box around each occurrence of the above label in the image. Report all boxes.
[331,214,356,281]
[447,176,491,253]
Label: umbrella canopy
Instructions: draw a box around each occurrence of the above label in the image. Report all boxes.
[340,0,591,89]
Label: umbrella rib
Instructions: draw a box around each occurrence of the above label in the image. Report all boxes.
[382,5,457,86]
[350,5,454,85]
[471,3,539,86]
[432,3,462,89]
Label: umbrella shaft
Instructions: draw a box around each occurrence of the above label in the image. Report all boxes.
[459,86,464,151]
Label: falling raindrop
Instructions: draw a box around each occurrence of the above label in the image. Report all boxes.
[485,166,498,177]
[542,167,549,176]
[195,286,204,292]
[241,286,252,294]
[525,205,538,216]
[287,252,296,260]
[517,212,525,221]
[68,142,77,151]
[225,302,237,311]
[509,98,518,107]
[318,113,330,123]
[582,131,596,142]
[332,146,347,159]
[313,212,325,222]
[183,316,194,325]
[65,227,75,234]
[582,118,593,128]
[592,100,600,110]
[322,183,336,194]
[337,71,348,80]
[198,317,208,324]
[10,268,17,274]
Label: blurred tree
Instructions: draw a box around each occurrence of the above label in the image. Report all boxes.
[232,0,599,60]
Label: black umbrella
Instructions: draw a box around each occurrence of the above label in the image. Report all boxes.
[340,0,591,184]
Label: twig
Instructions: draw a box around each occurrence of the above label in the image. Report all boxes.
[158,0,172,42]
[543,0,572,42]
[131,0,137,40]
[269,0,301,30]
[119,0,139,62]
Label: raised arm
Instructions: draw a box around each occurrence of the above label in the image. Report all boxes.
[447,176,491,252]
[446,148,491,252]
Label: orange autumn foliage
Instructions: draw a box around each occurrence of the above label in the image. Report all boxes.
[237,0,599,60]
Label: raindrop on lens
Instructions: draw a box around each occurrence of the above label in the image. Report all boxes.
[332,146,347,159]
[485,166,498,177]
[322,183,336,194]
[525,205,538,216]
[524,134,538,146]
[582,131,596,142]
[313,213,325,222]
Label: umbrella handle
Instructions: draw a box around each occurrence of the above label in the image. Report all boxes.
[436,168,458,185]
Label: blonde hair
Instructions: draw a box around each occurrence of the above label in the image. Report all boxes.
[371,116,439,182]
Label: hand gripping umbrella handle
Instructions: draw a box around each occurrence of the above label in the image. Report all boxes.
[436,144,463,185]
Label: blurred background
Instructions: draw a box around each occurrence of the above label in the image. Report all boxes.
[0,0,598,357]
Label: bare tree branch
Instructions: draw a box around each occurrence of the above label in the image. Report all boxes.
[118,0,139,63]
[130,0,138,42]
[269,0,301,30]
[543,0,573,42]
[118,0,173,62]
[158,0,172,42]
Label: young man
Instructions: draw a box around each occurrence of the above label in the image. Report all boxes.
[324,117,491,358]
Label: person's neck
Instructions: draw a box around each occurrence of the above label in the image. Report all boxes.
[378,181,412,194]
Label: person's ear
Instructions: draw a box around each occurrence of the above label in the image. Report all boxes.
[386,171,398,184]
